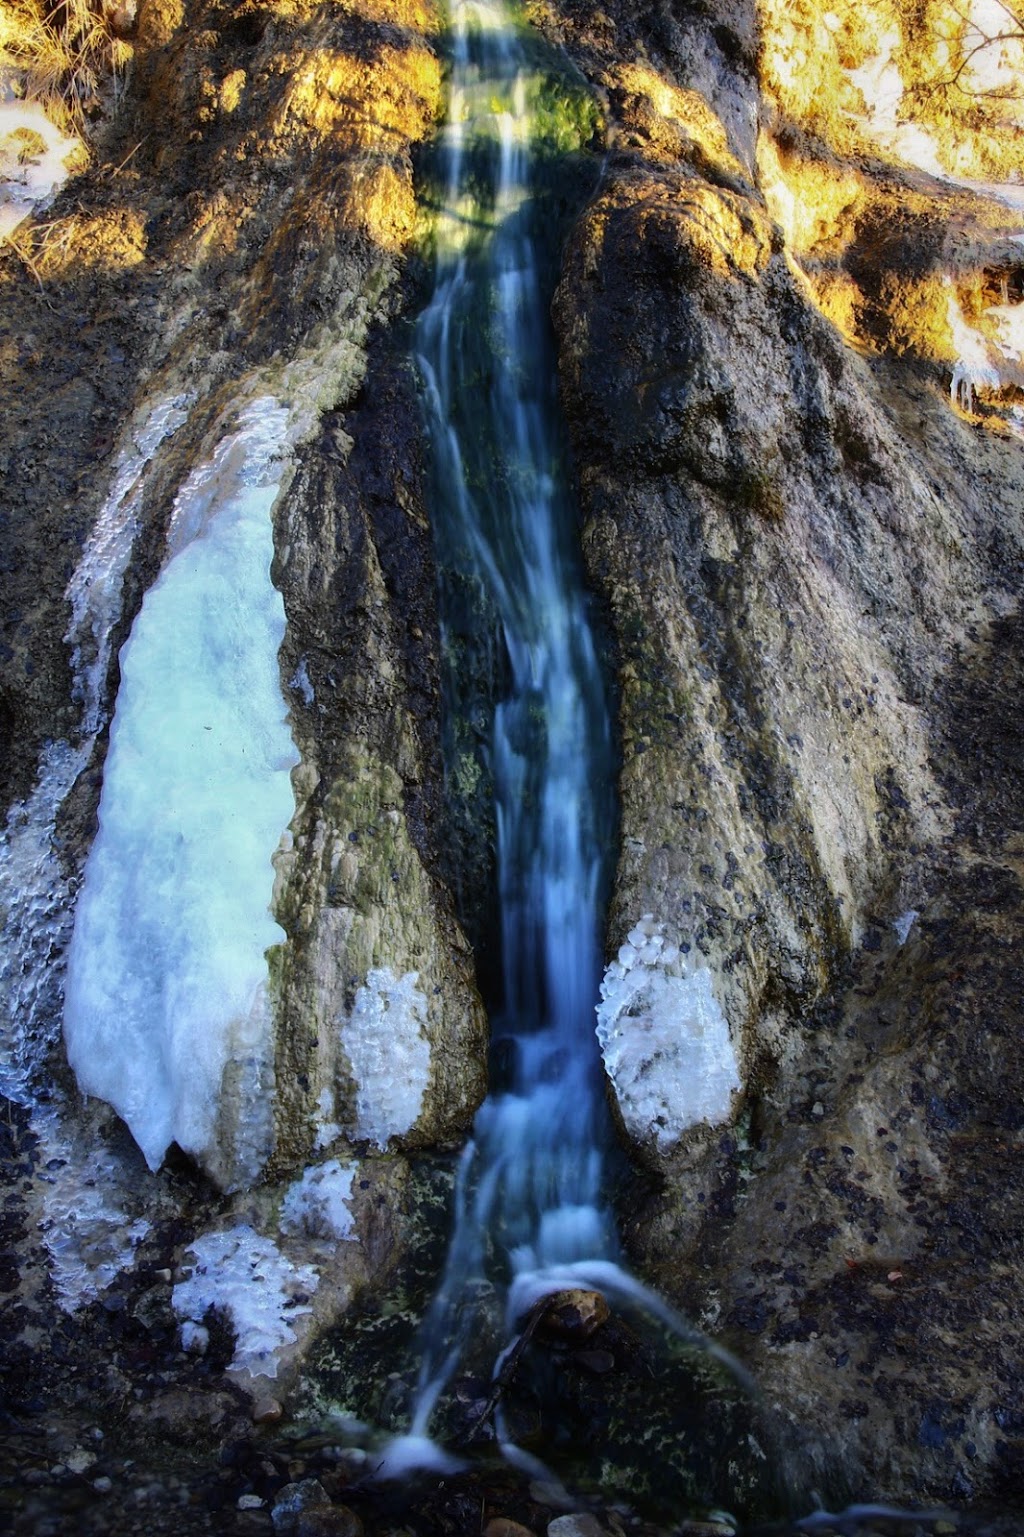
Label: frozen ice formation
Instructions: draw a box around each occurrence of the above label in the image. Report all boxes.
[948,289,1003,413]
[595,915,740,1148]
[313,1086,342,1151]
[893,909,919,946]
[280,1159,357,1241]
[33,1105,151,1313]
[343,968,431,1149]
[63,398,299,1184]
[172,1225,318,1378]
[0,97,81,238]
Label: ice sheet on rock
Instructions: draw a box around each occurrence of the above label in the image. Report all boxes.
[172,1225,318,1378]
[959,0,1024,97]
[342,968,430,1149]
[842,29,949,176]
[595,915,739,1148]
[947,287,1004,411]
[33,1104,151,1312]
[843,26,1024,192]
[0,743,86,1102]
[63,398,299,1181]
[313,1086,342,1151]
[280,1159,357,1241]
[986,299,1024,364]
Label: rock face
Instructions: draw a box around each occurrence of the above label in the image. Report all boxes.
[0,0,486,1429]
[0,0,486,1184]
[545,0,1024,1507]
[3,0,1024,1521]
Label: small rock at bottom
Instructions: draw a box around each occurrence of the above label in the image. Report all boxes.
[547,1515,606,1537]
[538,1289,610,1342]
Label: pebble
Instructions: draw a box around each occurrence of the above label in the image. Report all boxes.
[253,1397,284,1425]
[484,1521,537,1537]
[272,1478,330,1530]
[93,1477,113,1494]
[547,1516,606,1537]
[66,1448,95,1474]
[239,1493,266,1509]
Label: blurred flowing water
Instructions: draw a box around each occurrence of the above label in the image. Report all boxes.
[403,0,621,1449]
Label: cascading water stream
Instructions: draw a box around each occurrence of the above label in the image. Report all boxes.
[389,0,625,1463]
[375,8,766,1493]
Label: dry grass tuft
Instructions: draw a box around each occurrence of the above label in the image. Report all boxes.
[0,0,133,136]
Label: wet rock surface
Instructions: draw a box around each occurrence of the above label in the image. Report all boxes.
[2,0,1024,1529]
[545,0,1024,1511]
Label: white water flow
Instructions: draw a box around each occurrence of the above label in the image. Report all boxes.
[402,0,620,1447]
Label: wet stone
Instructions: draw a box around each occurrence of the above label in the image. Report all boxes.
[538,1290,610,1342]
[272,1478,331,1529]
[546,1516,606,1537]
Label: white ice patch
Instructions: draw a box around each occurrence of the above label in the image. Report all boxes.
[947,286,1004,410]
[595,916,739,1149]
[845,34,949,177]
[846,27,905,134]
[342,967,431,1149]
[32,1104,151,1312]
[172,1225,318,1378]
[0,97,82,239]
[290,656,315,706]
[280,1159,357,1241]
[893,909,919,945]
[961,0,1024,97]
[313,1085,342,1151]
[986,298,1024,363]
[63,398,299,1181]
[844,22,1024,191]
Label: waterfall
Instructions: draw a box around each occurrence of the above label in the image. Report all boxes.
[393,0,620,1454]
